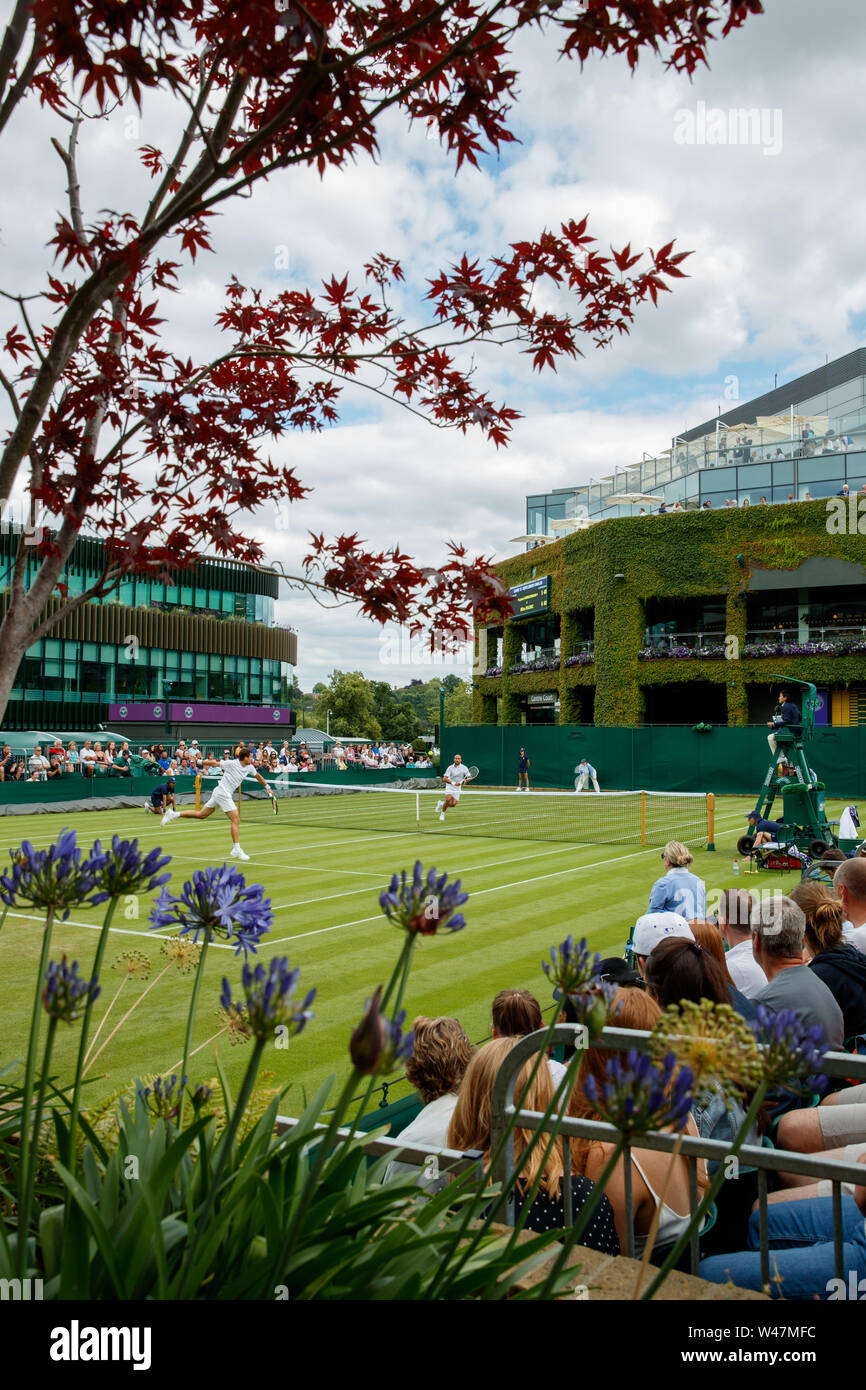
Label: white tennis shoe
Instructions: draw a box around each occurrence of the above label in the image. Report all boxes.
[435,800,443,813]
[230,845,250,861]
[439,812,445,822]
[161,809,180,826]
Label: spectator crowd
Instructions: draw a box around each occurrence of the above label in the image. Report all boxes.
[384,844,866,1298]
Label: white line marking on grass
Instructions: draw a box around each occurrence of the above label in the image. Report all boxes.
[167,852,386,878]
[4,911,241,950]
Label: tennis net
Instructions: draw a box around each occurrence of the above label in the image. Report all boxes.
[224,783,714,848]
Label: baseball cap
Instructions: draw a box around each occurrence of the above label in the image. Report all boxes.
[596,957,645,988]
[632,913,695,958]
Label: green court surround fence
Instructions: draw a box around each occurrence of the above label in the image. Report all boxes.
[444,724,866,798]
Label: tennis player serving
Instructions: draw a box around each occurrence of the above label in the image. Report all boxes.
[435,752,476,821]
[160,747,275,860]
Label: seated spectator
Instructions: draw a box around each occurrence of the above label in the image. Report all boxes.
[596,957,645,989]
[384,1016,474,1190]
[752,895,843,1050]
[717,888,767,998]
[46,749,64,780]
[790,881,866,1041]
[65,741,79,771]
[570,988,707,1255]
[632,912,694,978]
[834,859,866,954]
[78,740,97,776]
[699,1154,866,1298]
[448,1037,620,1250]
[28,744,49,781]
[647,934,756,1023]
[491,988,567,1088]
[647,841,706,919]
[109,746,132,777]
[0,744,22,782]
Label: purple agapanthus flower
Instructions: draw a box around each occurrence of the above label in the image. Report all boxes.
[90,836,171,899]
[583,1049,694,1134]
[42,955,100,1023]
[378,861,467,935]
[565,978,621,1041]
[0,830,110,921]
[149,865,272,958]
[138,1073,187,1122]
[542,934,602,1002]
[751,1007,829,1093]
[349,985,414,1076]
[220,956,315,1043]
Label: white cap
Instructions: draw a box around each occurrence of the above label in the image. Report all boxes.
[633,913,695,958]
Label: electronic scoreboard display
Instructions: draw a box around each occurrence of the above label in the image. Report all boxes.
[509,575,551,617]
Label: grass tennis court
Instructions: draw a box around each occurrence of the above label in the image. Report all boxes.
[0,790,845,1115]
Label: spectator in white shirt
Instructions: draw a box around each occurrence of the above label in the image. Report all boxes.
[384,1016,475,1191]
[718,888,767,998]
[835,859,866,954]
[28,745,50,781]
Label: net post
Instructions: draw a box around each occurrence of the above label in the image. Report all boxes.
[640,790,646,847]
[706,792,715,851]
[195,773,201,811]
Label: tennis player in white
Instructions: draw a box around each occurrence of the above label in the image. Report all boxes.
[160,747,275,860]
[435,752,473,821]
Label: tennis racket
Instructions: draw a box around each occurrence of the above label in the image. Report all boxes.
[466,765,480,781]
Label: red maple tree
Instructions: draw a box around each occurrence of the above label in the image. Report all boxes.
[0,0,762,718]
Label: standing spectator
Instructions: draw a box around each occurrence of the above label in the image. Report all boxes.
[648,841,707,919]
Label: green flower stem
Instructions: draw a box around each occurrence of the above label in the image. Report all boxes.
[177,933,211,1131]
[17,1016,58,1279]
[66,898,117,1170]
[176,1037,265,1299]
[345,932,418,1142]
[82,963,172,1077]
[640,1078,768,1301]
[16,907,55,1270]
[270,1063,364,1286]
[427,1004,570,1298]
[536,1135,627,1299]
[631,1128,684,1298]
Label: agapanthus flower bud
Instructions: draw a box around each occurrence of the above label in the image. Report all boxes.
[220,956,315,1043]
[378,862,467,935]
[91,836,171,899]
[42,956,100,1023]
[138,1073,187,1122]
[583,1049,694,1134]
[751,1007,828,1094]
[542,935,602,1001]
[349,986,414,1075]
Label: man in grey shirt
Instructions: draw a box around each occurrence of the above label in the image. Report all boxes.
[752,895,843,1051]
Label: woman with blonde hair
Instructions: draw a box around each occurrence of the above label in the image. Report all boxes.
[790,880,866,1040]
[385,1016,474,1190]
[570,987,708,1257]
[447,1037,619,1249]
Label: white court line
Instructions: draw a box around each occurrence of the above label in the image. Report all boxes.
[3,910,240,950]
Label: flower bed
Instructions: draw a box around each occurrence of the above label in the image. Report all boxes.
[638,637,866,661]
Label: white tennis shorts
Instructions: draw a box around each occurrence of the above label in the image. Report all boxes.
[445,785,462,801]
[205,786,238,814]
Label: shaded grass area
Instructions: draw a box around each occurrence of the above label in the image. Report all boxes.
[0,792,825,1114]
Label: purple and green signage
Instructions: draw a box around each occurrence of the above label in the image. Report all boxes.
[109,702,292,725]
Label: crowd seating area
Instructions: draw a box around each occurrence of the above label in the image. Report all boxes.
[369,848,866,1297]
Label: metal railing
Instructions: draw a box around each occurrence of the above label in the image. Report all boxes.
[489,1024,866,1286]
[642,630,726,652]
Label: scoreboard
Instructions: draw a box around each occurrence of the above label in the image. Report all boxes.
[509,575,551,618]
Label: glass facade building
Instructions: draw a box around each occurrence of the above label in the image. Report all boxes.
[525,350,866,536]
[0,533,296,732]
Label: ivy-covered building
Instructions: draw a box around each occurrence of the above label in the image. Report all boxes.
[474,499,866,728]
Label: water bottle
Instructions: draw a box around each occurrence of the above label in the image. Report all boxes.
[732,858,739,875]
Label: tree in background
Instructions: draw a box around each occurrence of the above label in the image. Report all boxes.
[314,670,381,738]
[0,1,760,721]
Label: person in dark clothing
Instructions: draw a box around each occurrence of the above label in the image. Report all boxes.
[791,882,866,1041]
[746,811,784,847]
[145,778,175,814]
[767,688,802,754]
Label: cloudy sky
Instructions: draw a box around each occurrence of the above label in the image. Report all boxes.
[5,0,866,692]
